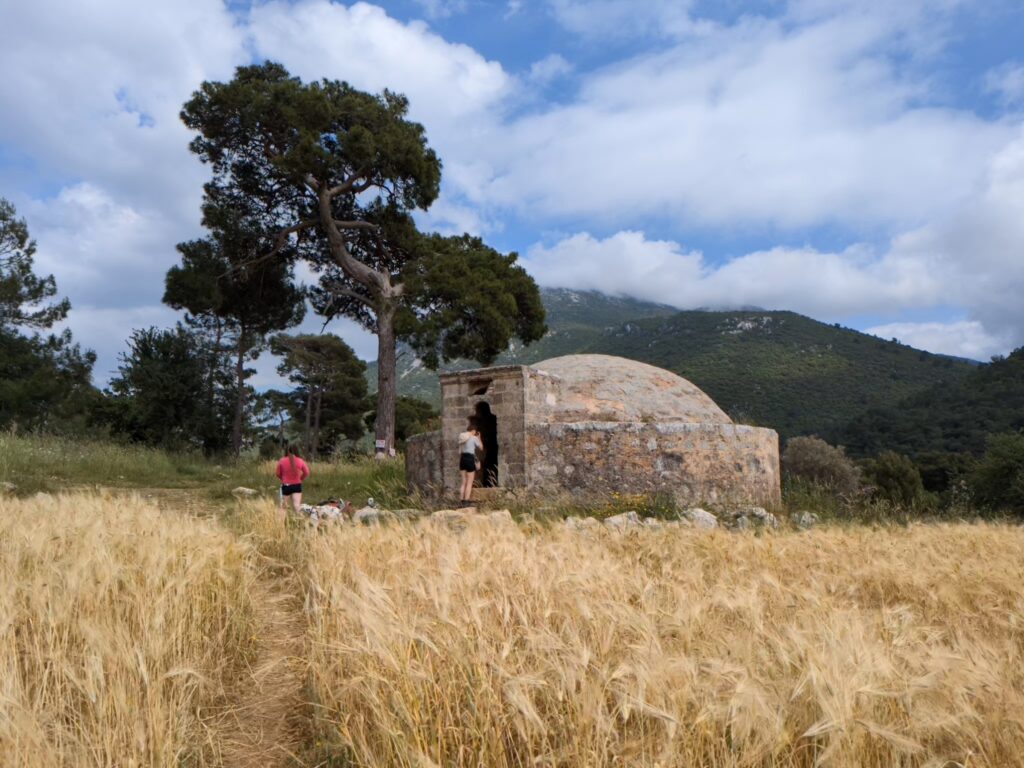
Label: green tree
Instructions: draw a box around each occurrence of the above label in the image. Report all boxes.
[0,198,95,431]
[366,395,439,448]
[970,433,1024,514]
[0,198,70,331]
[782,436,861,494]
[181,62,546,456]
[164,208,305,455]
[271,333,368,458]
[105,325,232,450]
[862,451,926,506]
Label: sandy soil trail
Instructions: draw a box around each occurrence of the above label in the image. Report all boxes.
[216,574,309,768]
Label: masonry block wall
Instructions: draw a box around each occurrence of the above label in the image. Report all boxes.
[406,356,782,507]
[524,422,780,507]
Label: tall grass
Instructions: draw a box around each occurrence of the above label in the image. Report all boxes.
[0,432,408,507]
[304,519,1024,767]
[0,493,258,766]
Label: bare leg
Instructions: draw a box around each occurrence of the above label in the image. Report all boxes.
[292,491,303,515]
[277,492,287,526]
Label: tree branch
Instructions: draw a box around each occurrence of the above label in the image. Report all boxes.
[326,165,371,198]
[332,220,377,230]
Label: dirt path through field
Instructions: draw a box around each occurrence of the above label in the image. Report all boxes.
[215,571,309,768]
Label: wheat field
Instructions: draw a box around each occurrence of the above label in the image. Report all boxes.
[0,493,258,767]
[304,515,1024,767]
[5,492,1024,767]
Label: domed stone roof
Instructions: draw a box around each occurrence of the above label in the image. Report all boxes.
[530,354,732,424]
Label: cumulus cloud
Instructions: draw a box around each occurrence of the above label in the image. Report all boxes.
[864,321,1007,361]
[527,53,573,86]
[524,126,1024,357]
[547,0,700,41]
[483,12,1012,230]
[985,62,1024,108]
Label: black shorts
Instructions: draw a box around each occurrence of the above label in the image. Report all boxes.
[459,453,477,472]
[281,483,303,496]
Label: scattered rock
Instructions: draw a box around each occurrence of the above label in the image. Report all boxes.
[604,510,641,529]
[428,509,471,530]
[353,506,386,525]
[734,515,751,530]
[1,481,16,494]
[563,516,600,531]
[487,509,514,525]
[231,486,258,498]
[681,507,718,529]
[33,491,54,503]
[743,506,780,529]
[793,511,820,529]
[642,516,664,529]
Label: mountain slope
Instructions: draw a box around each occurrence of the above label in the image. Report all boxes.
[370,288,975,440]
[835,347,1024,456]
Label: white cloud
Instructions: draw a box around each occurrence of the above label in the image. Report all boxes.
[523,232,940,320]
[247,1,512,147]
[864,321,1006,361]
[527,53,573,86]
[482,13,1012,230]
[547,0,700,41]
[411,0,468,19]
[985,62,1024,108]
[524,126,1024,355]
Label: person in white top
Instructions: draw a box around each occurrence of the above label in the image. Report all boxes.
[457,417,482,505]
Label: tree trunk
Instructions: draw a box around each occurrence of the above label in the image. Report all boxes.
[312,387,323,460]
[232,326,247,457]
[303,388,313,455]
[374,305,397,459]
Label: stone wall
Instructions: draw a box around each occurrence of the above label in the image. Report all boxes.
[405,430,443,495]
[524,422,780,507]
[439,366,528,493]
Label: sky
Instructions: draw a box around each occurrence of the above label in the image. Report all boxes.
[1,0,1023,387]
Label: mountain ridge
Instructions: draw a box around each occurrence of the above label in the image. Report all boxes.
[369,288,976,440]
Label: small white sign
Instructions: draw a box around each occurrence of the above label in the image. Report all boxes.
[374,439,387,449]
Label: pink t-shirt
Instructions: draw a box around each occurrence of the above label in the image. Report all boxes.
[275,456,310,486]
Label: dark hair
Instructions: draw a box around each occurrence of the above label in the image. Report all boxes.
[286,444,300,471]
[467,416,479,431]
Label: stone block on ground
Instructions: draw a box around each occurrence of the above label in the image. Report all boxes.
[604,510,641,530]
[793,510,820,529]
[563,515,600,531]
[1,481,16,494]
[231,486,258,498]
[680,507,718,529]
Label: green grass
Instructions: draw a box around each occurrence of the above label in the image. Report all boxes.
[0,432,408,508]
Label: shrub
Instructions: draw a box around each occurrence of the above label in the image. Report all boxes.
[782,436,861,494]
[863,450,927,506]
[970,432,1024,514]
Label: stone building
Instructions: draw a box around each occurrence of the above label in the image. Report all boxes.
[406,354,780,506]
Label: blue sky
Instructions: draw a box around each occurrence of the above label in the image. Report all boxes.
[1,0,1023,385]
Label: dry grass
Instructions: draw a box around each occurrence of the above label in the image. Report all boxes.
[304,517,1024,767]
[0,492,258,767]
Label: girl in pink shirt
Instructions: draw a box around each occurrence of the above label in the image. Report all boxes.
[275,445,311,524]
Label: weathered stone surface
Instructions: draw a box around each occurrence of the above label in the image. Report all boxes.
[642,516,664,529]
[1,481,16,494]
[793,511,820,529]
[734,515,751,530]
[353,507,382,525]
[409,354,780,507]
[681,507,719,529]
[604,510,641,529]
[231,486,258,498]
[487,509,514,525]
[563,516,600,530]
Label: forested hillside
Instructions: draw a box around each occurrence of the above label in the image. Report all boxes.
[836,347,1024,456]
[377,288,975,440]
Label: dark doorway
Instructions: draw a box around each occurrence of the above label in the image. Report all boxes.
[475,401,499,487]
